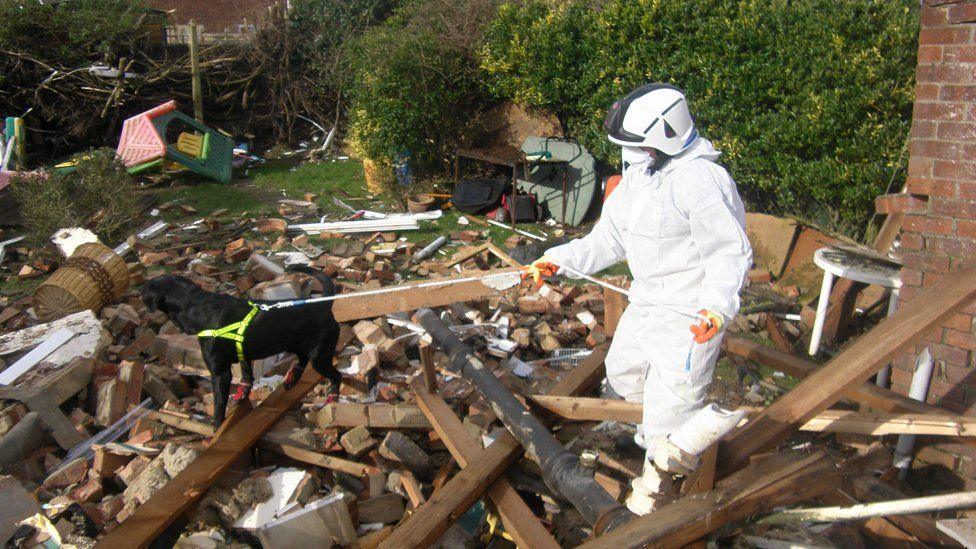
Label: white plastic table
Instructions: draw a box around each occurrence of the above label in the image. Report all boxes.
[808,247,901,363]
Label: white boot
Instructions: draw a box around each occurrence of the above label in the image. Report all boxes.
[625,462,673,515]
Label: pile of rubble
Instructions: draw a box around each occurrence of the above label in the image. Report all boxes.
[1,203,972,548]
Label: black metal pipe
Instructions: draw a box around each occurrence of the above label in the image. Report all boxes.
[416,308,635,532]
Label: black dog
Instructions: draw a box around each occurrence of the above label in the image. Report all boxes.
[142,266,341,426]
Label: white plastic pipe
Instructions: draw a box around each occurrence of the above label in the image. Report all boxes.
[413,235,449,261]
[894,347,934,479]
[664,404,747,457]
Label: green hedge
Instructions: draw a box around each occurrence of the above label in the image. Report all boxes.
[478,0,918,234]
[344,0,494,175]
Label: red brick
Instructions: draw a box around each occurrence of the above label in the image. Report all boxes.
[931,197,976,219]
[911,119,938,139]
[959,219,976,238]
[899,286,921,302]
[942,84,976,102]
[908,158,935,178]
[928,235,976,256]
[900,232,926,250]
[901,250,952,273]
[874,193,928,215]
[937,121,976,140]
[917,63,975,85]
[948,3,976,24]
[919,45,944,64]
[947,312,975,332]
[915,101,970,122]
[916,82,941,101]
[917,446,958,471]
[920,27,973,46]
[932,157,976,181]
[900,266,924,286]
[907,176,956,197]
[941,362,975,385]
[912,139,976,161]
[921,6,949,27]
[945,45,976,64]
[904,214,953,235]
[946,329,976,351]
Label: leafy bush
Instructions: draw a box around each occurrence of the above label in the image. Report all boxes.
[345,0,496,180]
[12,149,138,250]
[480,0,918,235]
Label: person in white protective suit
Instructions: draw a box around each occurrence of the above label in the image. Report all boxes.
[522,83,753,514]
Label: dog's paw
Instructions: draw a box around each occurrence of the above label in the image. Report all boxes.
[231,383,251,403]
[283,366,302,390]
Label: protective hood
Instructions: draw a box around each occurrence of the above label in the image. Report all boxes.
[658,137,720,174]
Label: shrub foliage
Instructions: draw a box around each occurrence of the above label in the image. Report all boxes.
[12,149,138,249]
[479,0,918,233]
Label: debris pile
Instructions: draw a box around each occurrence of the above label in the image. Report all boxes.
[0,202,972,548]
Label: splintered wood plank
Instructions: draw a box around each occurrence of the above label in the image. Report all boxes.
[722,335,968,423]
[411,378,560,549]
[383,344,609,549]
[96,368,325,548]
[719,268,976,476]
[581,450,840,548]
[377,436,521,549]
[332,268,519,322]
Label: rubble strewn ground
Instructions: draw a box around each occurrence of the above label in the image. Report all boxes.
[0,159,941,547]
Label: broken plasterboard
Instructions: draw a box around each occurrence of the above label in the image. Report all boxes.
[0,328,75,385]
[234,467,309,530]
[256,492,356,547]
[0,310,109,384]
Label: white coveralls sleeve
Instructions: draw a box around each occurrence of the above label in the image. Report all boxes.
[684,175,752,321]
[545,176,627,274]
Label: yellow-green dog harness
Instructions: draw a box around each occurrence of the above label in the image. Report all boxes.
[197,302,259,362]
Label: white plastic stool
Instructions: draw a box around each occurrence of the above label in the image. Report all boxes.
[808,247,901,362]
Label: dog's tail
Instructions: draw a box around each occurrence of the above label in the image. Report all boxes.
[287,265,337,300]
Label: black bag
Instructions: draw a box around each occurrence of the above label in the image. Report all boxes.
[451,178,509,214]
[502,193,540,222]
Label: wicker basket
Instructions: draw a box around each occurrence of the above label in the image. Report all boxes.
[33,242,129,321]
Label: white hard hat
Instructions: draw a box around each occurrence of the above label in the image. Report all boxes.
[604,83,698,156]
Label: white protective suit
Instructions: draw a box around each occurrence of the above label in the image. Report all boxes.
[546,138,752,458]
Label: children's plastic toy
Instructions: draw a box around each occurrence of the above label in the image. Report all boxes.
[116,101,233,183]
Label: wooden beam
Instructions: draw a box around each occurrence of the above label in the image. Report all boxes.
[96,368,325,548]
[603,289,627,337]
[528,395,976,437]
[723,335,969,425]
[332,268,518,322]
[382,344,609,548]
[144,410,375,477]
[581,450,841,548]
[718,269,976,476]
[377,435,522,548]
[679,445,718,549]
[850,475,959,547]
[411,377,560,549]
[486,242,522,268]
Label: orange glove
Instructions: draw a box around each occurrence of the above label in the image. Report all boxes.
[520,255,559,287]
[690,309,724,343]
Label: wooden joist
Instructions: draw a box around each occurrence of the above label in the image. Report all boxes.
[381,344,609,549]
[581,450,841,548]
[332,268,519,322]
[527,395,976,437]
[96,368,325,548]
[144,409,376,477]
[718,268,976,475]
[410,377,560,549]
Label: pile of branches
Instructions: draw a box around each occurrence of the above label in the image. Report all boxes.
[0,2,338,163]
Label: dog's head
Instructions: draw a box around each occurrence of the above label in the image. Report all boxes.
[141,274,199,316]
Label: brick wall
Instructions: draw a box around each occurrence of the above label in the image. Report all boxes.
[147,0,275,36]
[894,0,976,488]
